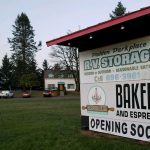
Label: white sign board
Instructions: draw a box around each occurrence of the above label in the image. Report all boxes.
[80,36,150,141]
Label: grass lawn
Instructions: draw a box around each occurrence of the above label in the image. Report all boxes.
[0,98,149,150]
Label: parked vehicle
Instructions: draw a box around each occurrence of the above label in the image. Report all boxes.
[22,91,31,98]
[43,90,52,97]
[0,90,14,98]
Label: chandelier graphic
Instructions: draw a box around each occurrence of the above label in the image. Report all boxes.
[92,88,101,104]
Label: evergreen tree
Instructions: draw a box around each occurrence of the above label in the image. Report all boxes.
[8,12,41,88]
[42,59,49,71]
[110,1,126,19]
[0,68,2,89]
[1,54,13,89]
[36,68,44,90]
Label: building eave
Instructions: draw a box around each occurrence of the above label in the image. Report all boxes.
[46,6,150,51]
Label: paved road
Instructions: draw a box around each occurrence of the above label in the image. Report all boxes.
[0,95,80,100]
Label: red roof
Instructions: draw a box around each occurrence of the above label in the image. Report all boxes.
[46,6,150,49]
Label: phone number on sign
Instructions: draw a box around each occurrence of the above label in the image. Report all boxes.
[94,72,141,82]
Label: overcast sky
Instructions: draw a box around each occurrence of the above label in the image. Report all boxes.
[0,0,150,68]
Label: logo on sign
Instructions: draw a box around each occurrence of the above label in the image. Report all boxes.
[88,86,105,105]
[82,86,114,113]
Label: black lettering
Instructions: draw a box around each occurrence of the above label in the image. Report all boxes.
[116,110,128,117]
[116,110,120,116]
[124,84,130,108]
[148,83,150,109]
[132,84,140,109]
[116,84,122,108]
[130,124,136,136]
[137,125,144,137]
[105,121,111,131]
[91,118,95,128]
[96,119,100,129]
[122,123,127,134]
[134,111,137,118]
[146,126,150,139]
[137,112,142,118]
[147,113,150,119]
[112,121,114,132]
[101,120,105,130]
[115,122,120,133]
[141,83,146,109]
[130,111,133,118]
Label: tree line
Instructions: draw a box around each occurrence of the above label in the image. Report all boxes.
[0,2,126,91]
[0,13,43,90]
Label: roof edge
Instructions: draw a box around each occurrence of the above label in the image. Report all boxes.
[46,6,150,47]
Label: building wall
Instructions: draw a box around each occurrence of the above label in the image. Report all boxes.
[45,78,76,91]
